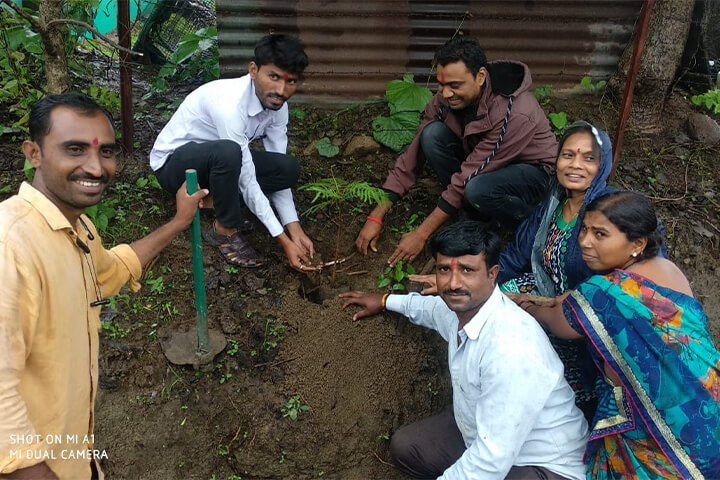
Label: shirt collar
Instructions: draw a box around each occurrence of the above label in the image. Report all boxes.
[246,78,265,117]
[461,285,503,340]
[18,182,75,232]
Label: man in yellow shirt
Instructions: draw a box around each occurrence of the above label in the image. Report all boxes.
[0,93,207,479]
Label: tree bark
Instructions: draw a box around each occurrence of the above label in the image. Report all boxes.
[610,0,695,132]
[39,0,70,94]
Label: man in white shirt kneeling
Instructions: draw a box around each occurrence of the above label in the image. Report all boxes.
[341,221,588,479]
[150,34,314,271]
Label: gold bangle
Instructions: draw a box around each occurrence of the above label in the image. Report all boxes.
[381,293,390,310]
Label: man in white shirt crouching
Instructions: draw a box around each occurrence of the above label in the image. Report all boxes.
[340,221,588,479]
[150,34,314,272]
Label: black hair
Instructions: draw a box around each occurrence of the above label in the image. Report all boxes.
[586,191,663,260]
[434,37,487,77]
[428,221,502,271]
[253,34,309,77]
[29,93,113,147]
[557,120,601,160]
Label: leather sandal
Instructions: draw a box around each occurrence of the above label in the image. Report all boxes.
[203,225,265,268]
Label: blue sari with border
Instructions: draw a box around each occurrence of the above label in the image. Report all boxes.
[563,270,720,479]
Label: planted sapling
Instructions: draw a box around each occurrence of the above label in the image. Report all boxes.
[299,177,388,282]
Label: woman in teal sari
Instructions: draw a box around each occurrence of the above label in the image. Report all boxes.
[515,191,720,479]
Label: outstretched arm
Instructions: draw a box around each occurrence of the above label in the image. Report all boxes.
[339,291,385,321]
[356,201,393,255]
[130,182,208,268]
[388,207,448,266]
[506,293,582,340]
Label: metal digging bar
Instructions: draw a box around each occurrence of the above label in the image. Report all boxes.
[160,169,225,367]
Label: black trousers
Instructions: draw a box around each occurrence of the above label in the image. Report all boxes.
[389,406,570,479]
[154,140,299,229]
[419,121,550,230]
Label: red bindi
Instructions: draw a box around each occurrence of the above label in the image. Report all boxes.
[92,138,99,146]
[282,73,291,82]
[450,259,457,269]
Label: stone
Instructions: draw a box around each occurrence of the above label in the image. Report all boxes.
[343,135,380,157]
[686,113,720,144]
[303,139,320,157]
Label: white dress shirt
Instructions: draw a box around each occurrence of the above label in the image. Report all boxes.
[386,287,588,480]
[150,76,298,237]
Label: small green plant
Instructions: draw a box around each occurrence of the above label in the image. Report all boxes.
[84,201,117,234]
[533,85,553,106]
[83,85,121,113]
[315,137,339,158]
[289,107,306,120]
[216,444,229,457]
[153,27,219,93]
[281,395,310,421]
[225,265,239,275]
[299,177,388,280]
[373,73,433,151]
[101,320,129,339]
[226,339,239,356]
[377,260,416,292]
[261,319,286,353]
[691,89,720,114]
[390,212,426,236]
[580,76,607,94]
[548,111,569,137]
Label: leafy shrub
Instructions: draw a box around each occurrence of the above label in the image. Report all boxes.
[691,89,720,114]
[372,73,432,152]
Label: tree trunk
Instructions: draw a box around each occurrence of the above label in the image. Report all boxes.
[610,0,695,132]
[39,0,70,94]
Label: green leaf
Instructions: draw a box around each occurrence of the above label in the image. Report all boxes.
[377,277,391,288]
[580,76,592,88]
[316,137,339,158]
[290,108,306,120]
[548,112,568,130]
[372,111,421,152]
[23,159,34,182]
[392,283,406,292]
[170,38,200,65]
[386,74,432,114]
[148,175,162,190]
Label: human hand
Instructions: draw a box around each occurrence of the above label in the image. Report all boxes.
[388,230,426,266]
[339,291,385,321]
[4,462,59,479]
[173,181,209,228]
[279,235,315,273]
[505,293,558,310]
[408,274,437,295]
[287,222,315,259]
[356,220,382,255]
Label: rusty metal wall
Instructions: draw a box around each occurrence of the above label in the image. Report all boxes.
[217,0,643,103]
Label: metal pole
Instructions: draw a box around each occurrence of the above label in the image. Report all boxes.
[185,170,209,354]
[611,0,655,178]
[118,0,133,155]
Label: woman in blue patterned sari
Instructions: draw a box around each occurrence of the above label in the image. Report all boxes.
[514,191,720,479]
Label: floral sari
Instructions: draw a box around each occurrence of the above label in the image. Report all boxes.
[563,270,720,479]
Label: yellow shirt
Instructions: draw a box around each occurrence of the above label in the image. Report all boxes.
[0,183,141,479]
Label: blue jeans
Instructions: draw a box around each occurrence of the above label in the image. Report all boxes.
[420,121,550,230]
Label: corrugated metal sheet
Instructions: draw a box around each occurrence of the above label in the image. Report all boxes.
[217,0,643,103]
